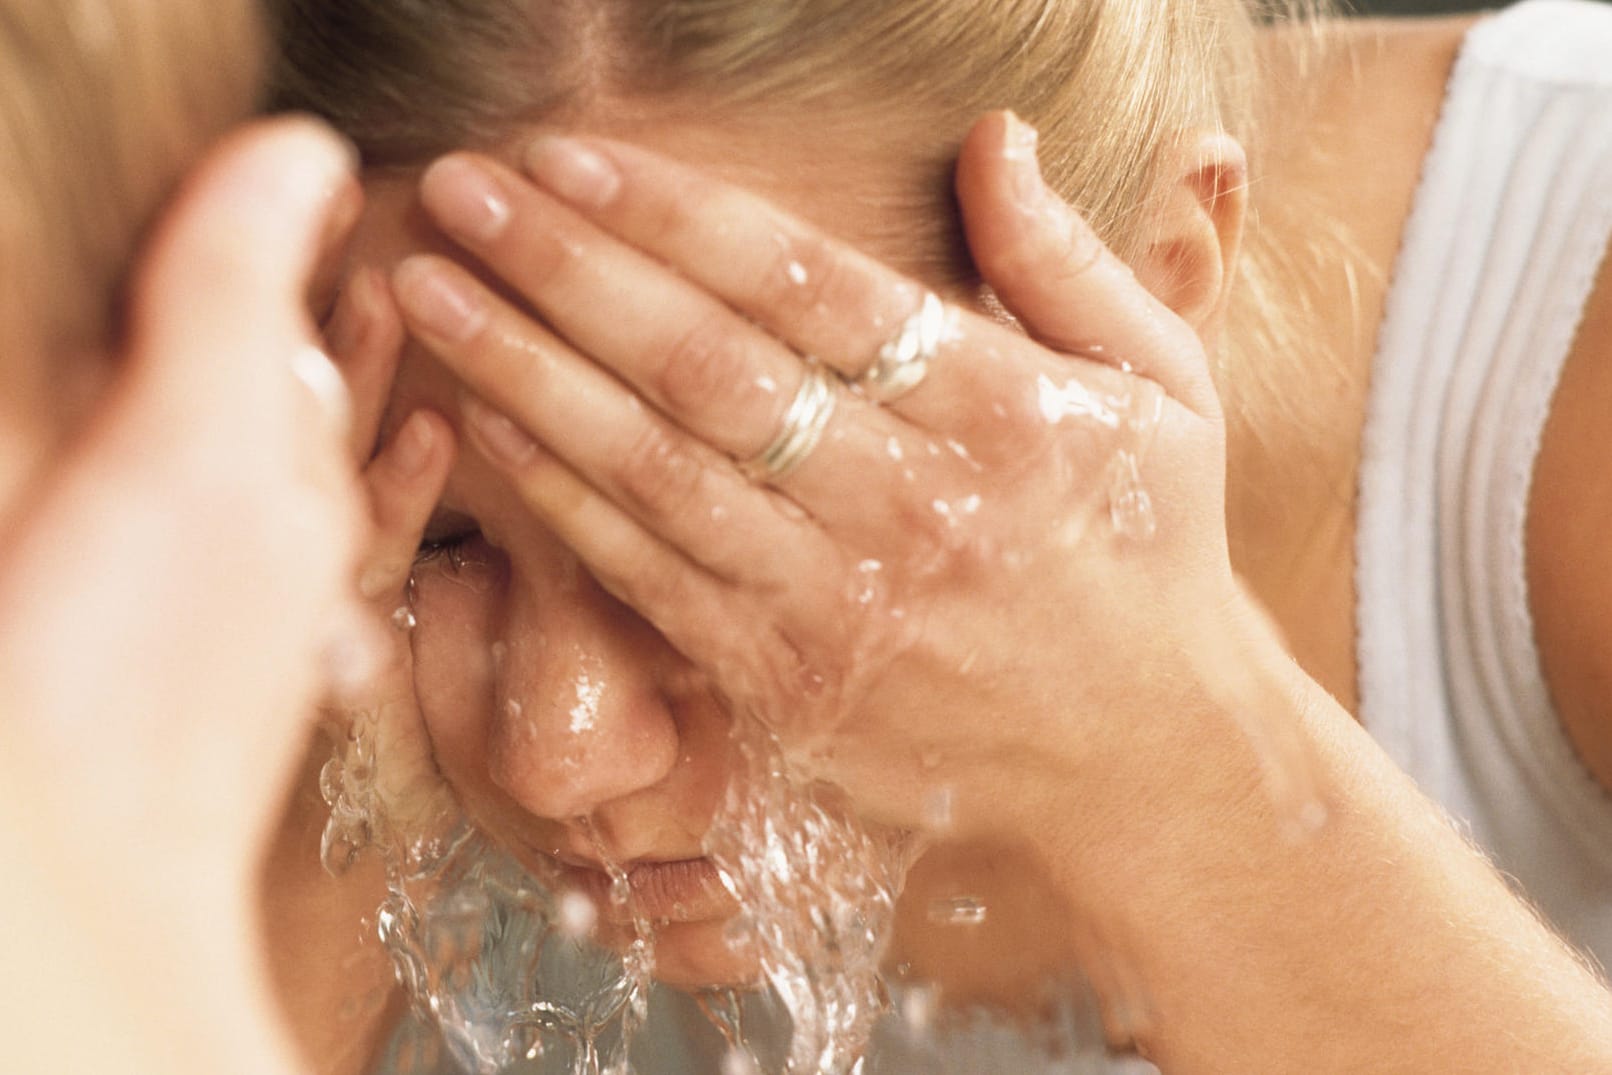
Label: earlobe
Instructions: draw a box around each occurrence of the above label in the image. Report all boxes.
[1135,131,1248,338]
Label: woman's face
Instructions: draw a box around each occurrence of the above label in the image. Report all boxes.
[348,118,975,987]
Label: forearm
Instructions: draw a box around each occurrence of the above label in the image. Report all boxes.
[1031,653,1612,1073]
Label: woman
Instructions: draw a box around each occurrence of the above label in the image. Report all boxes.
[0,4,455,1074]
[267,0,1612,1071]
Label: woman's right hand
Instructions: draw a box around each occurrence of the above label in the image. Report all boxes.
[393,112,1304,854]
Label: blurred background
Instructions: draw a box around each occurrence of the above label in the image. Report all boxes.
[1352,1,1487,9]
[1351,0,1600,11]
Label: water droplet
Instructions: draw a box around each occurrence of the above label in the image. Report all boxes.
[928,895,988,927]
[1037,372,1122,428]
[391,605,418,631]
[899,982,941,1036]
[722,913,754,953]
[609,873,631,909]
[568,671,603,734]
[557,889,598,939]
[1107,451,1157,541]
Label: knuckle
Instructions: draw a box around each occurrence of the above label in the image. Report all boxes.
[758,231,846,322]
[515,225,588,297]
[624,555,693,618]
[969,377,1059,469]
[616,420,710,522]
[641,171,709,248]
[653,310,755,418]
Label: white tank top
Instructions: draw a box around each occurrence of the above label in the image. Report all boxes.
[1356,0,1612,968]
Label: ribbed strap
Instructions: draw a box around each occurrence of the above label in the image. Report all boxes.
[1357,0,1612,939]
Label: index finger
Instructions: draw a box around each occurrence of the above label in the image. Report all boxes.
[520,133,1201,404]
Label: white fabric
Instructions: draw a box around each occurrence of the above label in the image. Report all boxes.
[1356,0,1612,970]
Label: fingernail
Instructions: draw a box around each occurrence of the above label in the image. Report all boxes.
[394,259,486,343]
[390,411,436,478]
[420,156,511,243]
[524,136,620,210]
[461,391,538,467]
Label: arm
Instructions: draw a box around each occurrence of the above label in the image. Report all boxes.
[960,110,1612,1072]
[1028,631,1612,1072]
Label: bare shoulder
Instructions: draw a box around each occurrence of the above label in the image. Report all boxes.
[1529,246,1612,796]
[1254,12,1484,314]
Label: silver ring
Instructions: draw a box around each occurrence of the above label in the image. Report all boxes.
[740,362,839,483]
[853,291,948,403]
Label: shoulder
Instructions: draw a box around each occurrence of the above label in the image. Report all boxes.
[1530,247,1612,796]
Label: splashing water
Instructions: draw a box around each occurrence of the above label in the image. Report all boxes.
[703,724,916,1075]
[324,696,1121,1074]
[315,339,1332,1071]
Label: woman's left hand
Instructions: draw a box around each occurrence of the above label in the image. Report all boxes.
[393,112,1262,843]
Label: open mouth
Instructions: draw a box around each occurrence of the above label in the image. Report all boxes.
[558,856,738,925]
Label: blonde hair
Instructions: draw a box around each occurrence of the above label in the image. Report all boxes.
[272,0,1335,383]
[0,1,267,357]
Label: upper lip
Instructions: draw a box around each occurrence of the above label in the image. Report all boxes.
[538,823,708,872]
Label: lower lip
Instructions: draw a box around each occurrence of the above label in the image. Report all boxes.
[562,858,736,925]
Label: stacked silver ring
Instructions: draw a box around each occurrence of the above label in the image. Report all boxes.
[740,361,839,482]
[739,291,948,484]
[853,290,947,403]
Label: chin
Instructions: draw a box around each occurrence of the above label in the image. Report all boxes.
[596,916,762,991]
[653,919,764,989]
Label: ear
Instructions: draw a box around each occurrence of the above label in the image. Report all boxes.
[1131,130,1248,342]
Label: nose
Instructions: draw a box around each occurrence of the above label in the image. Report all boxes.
[486,570,680,821]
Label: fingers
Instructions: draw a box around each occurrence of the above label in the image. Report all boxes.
[405,151,1017,524]
[954,111,1216,416]
[519,137,924,381]
[359,410,456,602]
[129,116,357,392]
[412,151,1015,443]
[325,265,406,461]
[413,154,926,453]
[393,245,830,583]
[453,412,794,679]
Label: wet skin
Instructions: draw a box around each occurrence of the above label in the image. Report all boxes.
[347,121,995,990]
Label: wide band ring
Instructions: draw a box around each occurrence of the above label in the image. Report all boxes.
[740,361,839,483]
[853,291,948,403]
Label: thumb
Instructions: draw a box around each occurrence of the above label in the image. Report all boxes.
[123,115,359,422]
[955,111,1217,417]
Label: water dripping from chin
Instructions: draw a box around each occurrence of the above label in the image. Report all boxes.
[702,718,917,1074]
